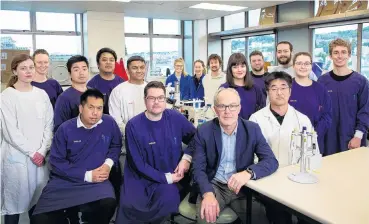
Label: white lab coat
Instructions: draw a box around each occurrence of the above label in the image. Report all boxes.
[108,81,147,153]
[250,105,314,167]
[1,87,53,215]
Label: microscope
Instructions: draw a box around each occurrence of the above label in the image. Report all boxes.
[288,127,322,184]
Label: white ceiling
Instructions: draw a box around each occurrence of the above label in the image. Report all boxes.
[1,1,294,20]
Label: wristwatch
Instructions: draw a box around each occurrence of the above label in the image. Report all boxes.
[246,168,255,180]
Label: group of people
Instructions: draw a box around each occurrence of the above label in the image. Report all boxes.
[1,37,368,224]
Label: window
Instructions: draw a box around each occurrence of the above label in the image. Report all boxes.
[223,38,246,70]
[362,23,369,80]
[152,38,181,76]
[0,10,30,30]
[224,12,245,31]
[208,17,221,33]
[36,12,77,32]
[248,9,261,27]
[0,34,33,51]
[184,21,193,75]
[36,35,82,61]
[125,37,150,62]
[153,19,180,35]
[124,17,149,34]
[248,34,276,65]
[313,24,358,72]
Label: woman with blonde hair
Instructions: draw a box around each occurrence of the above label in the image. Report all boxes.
[165,58,191,100]
[1,54,53,223]
[31,49,63,108]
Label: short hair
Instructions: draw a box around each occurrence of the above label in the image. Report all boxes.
[213,87,241,106]
[32,49,49,59]
[293,52,312,65]
[96,47,117,65]
[249,50,264,60]
[329,38,351,56]
[80,88,104,106]
[277,41,293,52]
[144,81,166,98]
[66,55,89,73]
[226,53,253,90]
[127,55,145,69]
[207,54,223,67]
[265,71,293,90]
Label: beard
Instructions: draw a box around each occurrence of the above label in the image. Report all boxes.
[277,54,292,65]
[252,66,263,72]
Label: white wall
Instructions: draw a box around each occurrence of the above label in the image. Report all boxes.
[83,11,125,75]
[193,20,208,64]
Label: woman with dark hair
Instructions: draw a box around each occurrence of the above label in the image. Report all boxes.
[220,53,265,119]
[31,49,63,108]
[1,54,53,223]
[290,52,332,155]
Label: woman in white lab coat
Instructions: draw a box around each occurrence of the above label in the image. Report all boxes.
[249,71,314,168]
[1,54,53,223]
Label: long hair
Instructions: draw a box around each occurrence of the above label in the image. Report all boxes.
[226,53,253,90]
[194,59,206,75]
[173,58,188,76]
[7,54,33,88]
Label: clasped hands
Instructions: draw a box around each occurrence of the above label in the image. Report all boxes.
[171,159,190,183]
[92,164,111,183]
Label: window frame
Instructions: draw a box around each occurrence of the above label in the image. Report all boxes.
[124,17,183,78]
[1,10,83,54]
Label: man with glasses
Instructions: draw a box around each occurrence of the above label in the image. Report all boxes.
[116,81,196,224]
[250,71,313,224]
[193,87,278,224]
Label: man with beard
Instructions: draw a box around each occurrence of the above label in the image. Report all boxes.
[249,50,269,97]
[269,41,317,81]
[203,54,226,104]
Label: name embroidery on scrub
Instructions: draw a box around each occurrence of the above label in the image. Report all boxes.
[149,142,156,145]
[74,140,81,143]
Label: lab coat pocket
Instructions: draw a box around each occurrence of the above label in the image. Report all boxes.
[35,101,46,119]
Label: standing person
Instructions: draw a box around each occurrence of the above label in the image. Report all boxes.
[189,59,206,105]
[318,38,369,155]
[220,53,265,120]
[165,58,191,100]
[31,49,63,108]
[31,89,121,224]
[87,47,124,114]
[53,55,89,133]
[1,54,53,223]
[203,54,226,105]
[289,52,332,154]
[269,41,317,80]
[109,56,148,203]
[116,81,196,224]
[249,50,269,97]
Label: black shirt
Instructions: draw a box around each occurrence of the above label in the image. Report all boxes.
[270,107,285,125]
[329,70,354,82]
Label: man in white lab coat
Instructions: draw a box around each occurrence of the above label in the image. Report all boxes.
[249,71,313,224]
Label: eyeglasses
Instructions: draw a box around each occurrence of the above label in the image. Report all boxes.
[146,95,166,102]
[268,86,290,93]
[215,104,239,111]
[175,64,183,68]
[295,62,312,67]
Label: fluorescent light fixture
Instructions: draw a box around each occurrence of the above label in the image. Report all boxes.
[111,0,131,2]
[190,3,247,12]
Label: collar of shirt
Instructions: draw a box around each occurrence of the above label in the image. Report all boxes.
[77,115,103,129]
[220,121,238,136]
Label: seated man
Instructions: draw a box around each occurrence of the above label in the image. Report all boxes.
[249,71,315,224]
[193,88,279,224]
[31,89,122,224]
[116,81,196,224]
